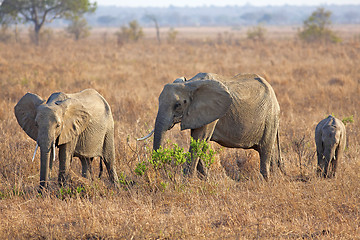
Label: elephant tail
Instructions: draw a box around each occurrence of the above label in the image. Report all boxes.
[276,129,287,176]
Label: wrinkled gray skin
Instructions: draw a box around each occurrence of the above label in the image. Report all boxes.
[152,73,285,179]
[15,89,119,189]
[315,115,346,178]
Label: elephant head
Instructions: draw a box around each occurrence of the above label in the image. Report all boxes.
[152,77,232,150]
[322,125,340,158]
[15,93,90,188]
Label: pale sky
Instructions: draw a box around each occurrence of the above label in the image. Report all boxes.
[95,0,360,7]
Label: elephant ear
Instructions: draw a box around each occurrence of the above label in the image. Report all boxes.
[58,99,90,145]
[14,93,45,141]
[181,79,232,130]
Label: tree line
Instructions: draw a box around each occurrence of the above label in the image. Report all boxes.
[0,1,345,45]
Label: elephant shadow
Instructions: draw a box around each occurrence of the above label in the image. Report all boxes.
[219,149,262,181]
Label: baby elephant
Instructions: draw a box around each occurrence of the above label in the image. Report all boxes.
[15,89,119,189]
[315,115,346,178]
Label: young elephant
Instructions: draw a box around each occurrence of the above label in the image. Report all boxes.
[15,89,119,189]
[139,73,285,180]
[315,115,346,178]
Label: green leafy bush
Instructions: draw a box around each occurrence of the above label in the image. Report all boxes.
[167,27,178,43]
[190,138,216,168]
[135,138,216,185]
[66,16,91,41]
[342,115,354,126]
[247,24,266,41]
[298,7,341,43]
[115,20,144,45]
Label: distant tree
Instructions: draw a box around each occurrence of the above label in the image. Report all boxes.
[0,23,12,43]
[145,14,161,44]
[66,16,91,41]
[247,24,266,41]
[97,15,117,26]
[115,20,144,45]
[0,0,96,45]
[167,27,178,43]
[298,7,341,43]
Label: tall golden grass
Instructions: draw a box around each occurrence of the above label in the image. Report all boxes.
[0,28,359,239]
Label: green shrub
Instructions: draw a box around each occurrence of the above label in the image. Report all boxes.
[298,7,341,43]
[66,16,91,41]
[167,27,178,43]
[135,161,148,176]
[190,138,216,168]
[247,24,266,41]
[135,138,216,185]
[115,20,144,45]
[342,115,354,126]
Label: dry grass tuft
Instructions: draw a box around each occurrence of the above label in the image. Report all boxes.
[0,28,360,238]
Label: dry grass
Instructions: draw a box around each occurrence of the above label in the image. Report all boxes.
[0,27,360,239]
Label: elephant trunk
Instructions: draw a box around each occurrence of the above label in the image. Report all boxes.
[38,135,56,188]
[39,148,51,188]
[153,111,171,150]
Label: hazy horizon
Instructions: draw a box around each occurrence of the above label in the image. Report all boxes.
[95,0,360,7]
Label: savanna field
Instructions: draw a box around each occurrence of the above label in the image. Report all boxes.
[0,26,360,239]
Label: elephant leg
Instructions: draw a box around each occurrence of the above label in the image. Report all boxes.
[317,151,325,177]
[80,156,92,180]
[324,158,330,178]
[196,157,208,180]
[58,142,76,186]
[329,147,339,178]
[98,157,104,179]
[184,120,218,179]
[102,132,119,185]
[259,148,272,180]
[329,158,337,178]
[259,122,278,180]
[330,146,342,178]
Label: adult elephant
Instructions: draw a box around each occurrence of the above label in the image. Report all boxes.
[15,89,119,189]
[315,115,346,178]
[140,73,285,179]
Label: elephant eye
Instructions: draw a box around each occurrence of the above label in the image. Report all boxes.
[183,100,187,104]
[56,123,60,128]
[174,102,181,109]
[35,122,39,127]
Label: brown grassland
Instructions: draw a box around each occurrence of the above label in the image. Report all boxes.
[0,26,360,239]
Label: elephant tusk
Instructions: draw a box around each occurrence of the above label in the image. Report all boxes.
[137,129,154,141]
[52,142,56,162]
[32,143,39,162]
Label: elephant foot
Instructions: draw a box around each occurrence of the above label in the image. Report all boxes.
[58,173,71,187]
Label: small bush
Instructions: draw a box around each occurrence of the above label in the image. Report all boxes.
[247,24,266,41]
[190,138,216,168]
[115,20,144,45]
[342,115,354,126]
[135,138,216,185]
[0,24,12,43]
[298,7,341,43]
[66,16,91,41]
[167,27,178,43]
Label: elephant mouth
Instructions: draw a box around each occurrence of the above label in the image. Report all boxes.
[168,117,182,130]
[168,122,176,130]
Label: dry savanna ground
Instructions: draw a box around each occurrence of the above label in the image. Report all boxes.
[0,26,360,239]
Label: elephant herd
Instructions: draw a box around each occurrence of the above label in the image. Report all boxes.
[14,73,346,190]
